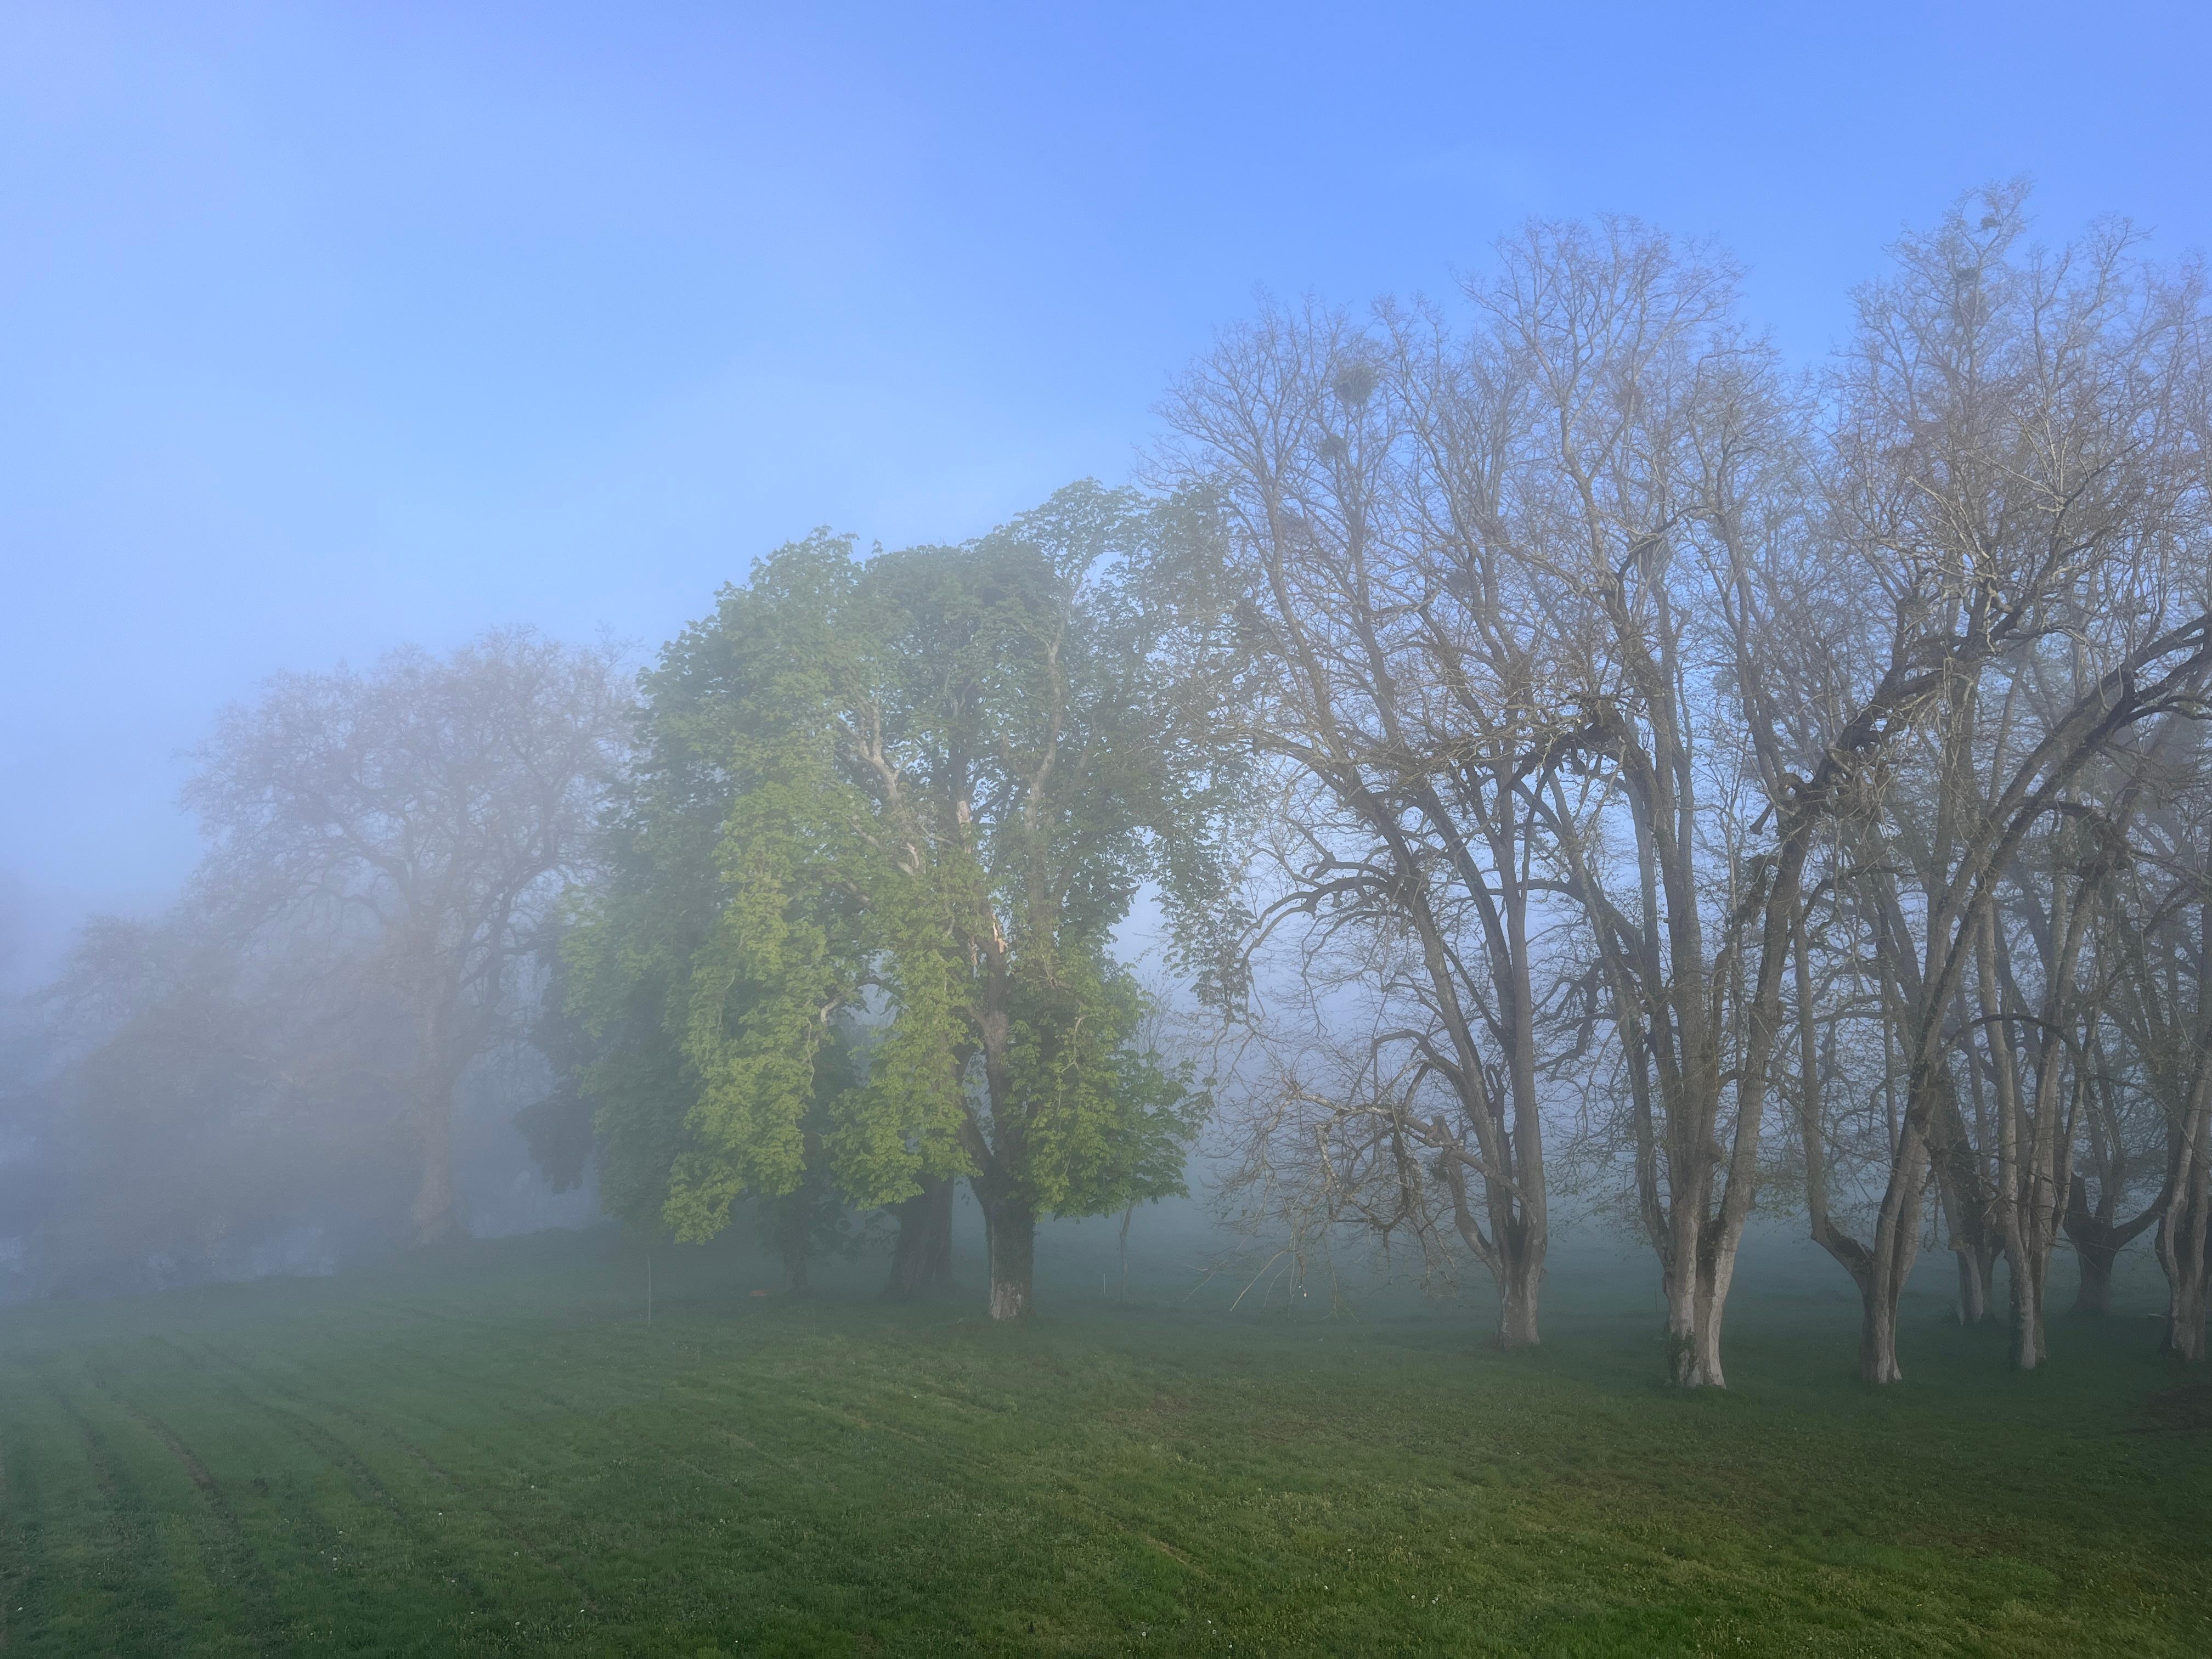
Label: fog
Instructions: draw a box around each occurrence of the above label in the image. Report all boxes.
[0,1,2204,1293]
[2,12,2210,1648]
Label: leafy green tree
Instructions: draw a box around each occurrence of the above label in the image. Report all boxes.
[575,483,1225,1317]
[553,550,853,1291]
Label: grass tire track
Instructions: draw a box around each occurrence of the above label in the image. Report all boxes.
[20,1357,191,1655]
[76,1363,290,1655]
[163,1336,509,1625]
[173,1333,565,1630]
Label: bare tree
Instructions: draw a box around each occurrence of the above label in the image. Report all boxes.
[184,629,631,1246]
[1166,190,2212,1390]
[2108,748,2212,1357]
[2063,926,2172,1320]
[1801,193,2212,1379]
[1159,295,1570,1346]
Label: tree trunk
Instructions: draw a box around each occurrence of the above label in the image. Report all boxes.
[776,1191,814,1297]
[2069,1235,2120,1317]
[2169,1270,2209,1363]
[1953,1242,1995,1325]
[1661,1231,1738,1388]
[1439,1141,1545,1349]
[2156,1073,2211,1362]
[409,1070,460,1247]
[1857,1278,1904,1385]
[2005,1244,2050,1369]
[2062,1172,2164,1319]
[981,1187,1035,1321]
[2159,1166,2209,1361]
[887,1178,956,1298]
[1928,1099,1999,1328]
[1844,1124,1929,1385]
[1495,1249,1542,1348]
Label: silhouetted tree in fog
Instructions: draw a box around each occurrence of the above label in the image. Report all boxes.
[183,629,630,1246]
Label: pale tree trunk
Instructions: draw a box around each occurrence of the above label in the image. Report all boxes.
[1979,872,2095,1372]
[1810,1208,1915,1385]
[2158,1069,2212,1361]
[1434,1101,1544,1352]
[408,984,470,1248]
[1998,1222,2055,1370]
[1853,1121,1931,1385]
[1649,1066,1745,1391]
[1857,1276,1903,1385]
[1495,1242,1542,1348]
[979,1183,1035,1321]
[2166,1246,2210,1363]
[1976,910,2045,1370]
[1662,1229,1740,1387]
[1407,833,1549,1352]
[1477,828,1549,1351]
[2005,1248,2049,1369]
[964,912,1037,1324]
[1802,871,1937,1385]
[1116,1204,1133,1300]
[1928,1070,2000,1327]
[1647,830,1798,1391]
[887,1177,956,1299]
[1799,919,1927,1377]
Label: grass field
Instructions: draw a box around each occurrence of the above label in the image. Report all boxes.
[0,1216,2207,1656]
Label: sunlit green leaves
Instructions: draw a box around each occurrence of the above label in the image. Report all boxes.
[571,486,1237,1247]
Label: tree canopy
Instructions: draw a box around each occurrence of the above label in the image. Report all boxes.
[569,482,1229,1315]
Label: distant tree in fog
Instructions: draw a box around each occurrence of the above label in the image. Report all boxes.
[32,907,415,1290]
[183,629,630,1246]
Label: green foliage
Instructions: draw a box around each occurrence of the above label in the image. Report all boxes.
[1007,958,1201,1215]
[568,485,1238,1248]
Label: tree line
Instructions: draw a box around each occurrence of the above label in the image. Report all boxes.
[1159,185,2212,1386]
[11,187,2211,1391]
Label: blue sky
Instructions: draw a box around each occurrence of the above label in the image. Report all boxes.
[3,0,2208,982]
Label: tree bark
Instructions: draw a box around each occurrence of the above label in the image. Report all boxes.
[409,1067,461,1247]
[887,1177,956,1298]
[2069,1238,2119,1317]
[2004,1246,2049,1369]
[980,1186,1035,1321]
[1928,1076,1999,1327]
[2159,1097,2211,1361]
[1857,1278,1904,1385]
[2168,1264,2209,1363]
[1954,1243,1996,1326]
[1663,1230,1739,1387]
[1495,1244,1542,1348]
[2063,1164,2164,1318]
[1841,1121,1930,1385]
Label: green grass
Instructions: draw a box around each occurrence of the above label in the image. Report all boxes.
[0,1223,2207,1656]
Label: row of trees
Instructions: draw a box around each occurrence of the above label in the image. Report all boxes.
[16,188,2210,1394]
[1158,186,2212,1385]
[14,634,629,1291]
